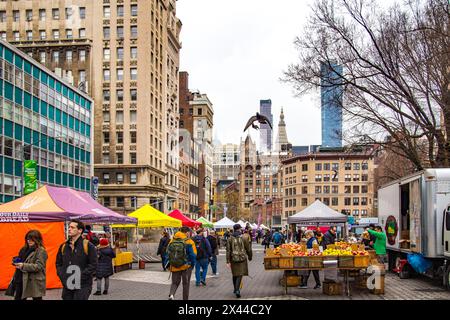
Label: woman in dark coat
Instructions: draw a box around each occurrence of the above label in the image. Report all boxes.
[94,238,116,295]
[157,231,171,271]
[6,230,48,300]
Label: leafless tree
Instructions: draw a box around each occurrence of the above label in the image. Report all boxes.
[283,0,449,170]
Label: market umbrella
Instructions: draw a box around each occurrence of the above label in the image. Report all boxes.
[196,216,214,228]
[168,209,202,228]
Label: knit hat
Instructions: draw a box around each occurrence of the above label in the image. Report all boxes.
[99,238,109,246]
[233,224,242,231]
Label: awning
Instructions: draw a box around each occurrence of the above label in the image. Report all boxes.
[0,185,136,224]
[196,217,214,228]
[168,209,202,228]
[112,204,181,228]
[287,200,348,225]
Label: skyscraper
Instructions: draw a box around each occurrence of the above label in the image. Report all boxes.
[259,99,273,152]
[321,62,343,148]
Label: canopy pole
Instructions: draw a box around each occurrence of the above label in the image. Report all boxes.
[136,227,140,266]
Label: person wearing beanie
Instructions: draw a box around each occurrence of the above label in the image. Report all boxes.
[94,237,116,296]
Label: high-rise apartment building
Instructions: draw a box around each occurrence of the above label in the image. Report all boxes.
[213,143,240,182]
[321,62,343,148]
[259,99,273,152]
[0,40,93,203]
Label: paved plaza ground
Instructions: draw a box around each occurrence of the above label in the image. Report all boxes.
[2,246,449,300]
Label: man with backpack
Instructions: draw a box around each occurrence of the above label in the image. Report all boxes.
[167,226,197,300]
[193,228,212,286]
[272,229,283,248]
[226,224,253,298]
[56,220,98,300]
[207,230,219,277]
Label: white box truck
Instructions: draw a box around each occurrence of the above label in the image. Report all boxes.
[378,169,450,289]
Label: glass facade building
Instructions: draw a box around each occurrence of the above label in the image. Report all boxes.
[0,40,93,203]
[321,62,343,148]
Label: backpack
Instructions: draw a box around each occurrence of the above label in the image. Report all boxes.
[273,232,282,245]
[167,238,188,268]
[194,237,206,260]
[230,236,247,263]
[61,239,89,255]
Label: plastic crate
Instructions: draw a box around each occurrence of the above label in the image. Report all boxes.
[293,256,309,268]
[338,256,354,268]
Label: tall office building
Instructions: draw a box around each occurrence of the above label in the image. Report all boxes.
[0,40,93,203]
[259,99,273,152]
[321,62,343,148]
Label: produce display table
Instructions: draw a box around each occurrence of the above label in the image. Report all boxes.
[113,251,133,272]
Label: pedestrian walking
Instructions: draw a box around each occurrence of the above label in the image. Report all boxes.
[226,224,253,298]
[207,230,219,276]
[6,230,48,300]
[157,231,171,271]
[262,229,271,253]
[298,230,321,289]
[367,226,387,265]
[193,228,212,286]
[93,238,116,296]
[167,227,197,300]
[271,229,283,248]
[322,226,337,249]
[56,220,98,300]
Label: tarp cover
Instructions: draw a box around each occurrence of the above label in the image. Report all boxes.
[214,217,236,229]
[287,200,348,225]
[0,185,136,224]
[168,210,202,228]
[112,204,182,228]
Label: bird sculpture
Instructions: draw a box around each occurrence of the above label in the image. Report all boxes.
[243,112,273,132]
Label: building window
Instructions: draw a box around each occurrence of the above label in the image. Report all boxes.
[301,198,308,206]
[13,31,20,41]
[0,11,6,22]
[324,186,330,194]
[315,163,322,171]
[344,198,351,206]
[13,10,20,22]
[344,185,351,193]
[0,32,5,41]
[302,175,308,182]
[130,89,137,101]
[323,174,330,182]
[353,209,360,216]
[66,29,73,39]
[116,89,124,101]
[353,186,360,194]
[353,163,361,170]
[131,47,138,59]
[324,163,331,171]
[315,174,322,182]
[39,9,46,21]
[130,153,137,164]
[362,162,369,170]
[52,8,60,20]
[302,186,308,194]
[103,27,110,39]
[103,48,111,60]
[39,51,46,64]
[103,132,110,143]
[103,90,110,102]
[302,164,308,171]
[103,197,111,207]
[315,186,322,194]
[332,197,338,206]
[102,153,110,164]
[353,197,360,205]
[116,197,124,207]
[345,163,351,170]
[103,69,110,81]
[40,30,46,40]
[103,173,110,184]
[26,30,33,41]
[103,111,110,122]
[117,5,124,17]
[117,47,124,60]
[361,186,368,193]
[117,69,123,81]
[130,110,137,123]
[361,197,368,206]
[79,50,86,62]
[116,111,124,123]
[353,174,360,181]
[117,26,124,38]
[130,172,137,184]
[79,7,86,19]
[53,51,60,63]
[323,198,330,206]
[53,30,60,39]
[65,7,72,19]
[362,174,368,182]
[332,163,339,171]
[129,131,137,144]
[25,9,33,21]
[79,28,86,38]
[117,132,123,144]
[361,209,368,216]
[130,68,137,80]
[332,186,339,194]
[116,153,123,164]
[131,4,138,16]
[131,26,138,38]
[103,6,111,18]
[345,174,351,182]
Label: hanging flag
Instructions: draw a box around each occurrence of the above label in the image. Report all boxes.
[23,160,38,195]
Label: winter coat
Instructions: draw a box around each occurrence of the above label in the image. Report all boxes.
[168,232,197,272]
[193,235,212,260]
[207,235,219,256]
[226,231,253,277]
[322,230,336,249]
[96,246,116,279]
[157,236,170,256]
[56,236,98,288]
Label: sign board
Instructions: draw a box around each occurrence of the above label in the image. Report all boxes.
[91,176,99,200]
[23,160,38,195]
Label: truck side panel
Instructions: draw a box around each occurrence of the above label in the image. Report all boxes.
[378,183,400,250]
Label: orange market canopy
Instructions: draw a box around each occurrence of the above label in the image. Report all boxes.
[112,204,182,228]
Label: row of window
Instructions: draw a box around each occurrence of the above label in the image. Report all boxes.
[4,28,87,42]
[102,172,162,186]
[300,185,369,194]
[103,47,138,60]
[103,5,138,18]
[0,7,86,23]
[284,197,370,208]
[103,89,137,102]
[103,26,138,39]
[103,131,137,144]
[102,152,136,165]
[295,162,369,172]
[244,187,278,194]
[103,68,137,81]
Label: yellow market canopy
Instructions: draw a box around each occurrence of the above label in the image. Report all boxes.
[112,204,181,228]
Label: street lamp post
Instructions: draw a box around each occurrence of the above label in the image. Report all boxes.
[203,176,212,221]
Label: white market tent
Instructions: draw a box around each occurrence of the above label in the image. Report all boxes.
[251,223,258,229]
[237,220,246,228]
[259,224,269,230]
[214,216,236,229]
[287,200,348,225]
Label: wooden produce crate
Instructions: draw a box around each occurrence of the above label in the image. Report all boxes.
[323,281,342,295]
[354,255,370,268]
[308,256,323,268]
[323,256,338,268]
[293,256,309,268]
[338,255,354,268]
[279,257,294,269]
[264,256,279,269]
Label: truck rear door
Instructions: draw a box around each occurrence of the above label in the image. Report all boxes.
[445,207,450,258]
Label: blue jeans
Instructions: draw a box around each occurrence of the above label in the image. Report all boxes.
[210,255,218,274]
[195,258,209,284]
[162,253,169,270]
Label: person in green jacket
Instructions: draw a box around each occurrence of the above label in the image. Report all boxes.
[367,226,387,265]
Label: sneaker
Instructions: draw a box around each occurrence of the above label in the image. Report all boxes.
[103,290,108,295]
[298,285,308,289]
[235,290,241,298]
[168,295,174,300]
[195,283,201,287]
[314,284,321,289]
[201,280,207,286]
[93,291,102,296]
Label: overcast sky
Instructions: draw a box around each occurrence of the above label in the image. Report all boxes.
[177,0,321,148]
